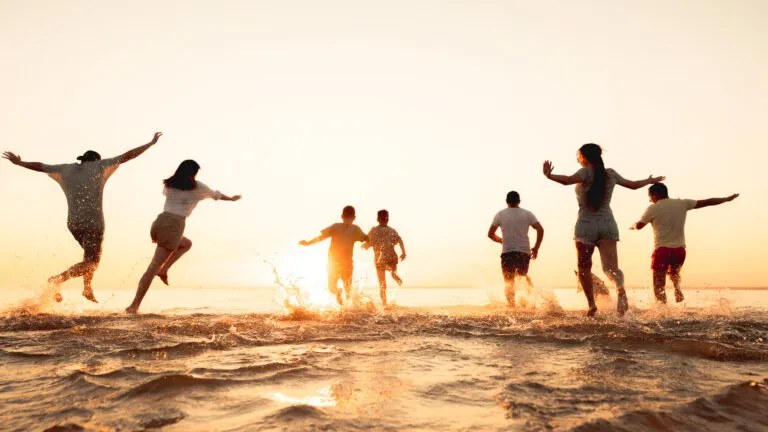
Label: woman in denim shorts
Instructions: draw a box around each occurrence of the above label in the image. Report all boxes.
[543,144,664,316]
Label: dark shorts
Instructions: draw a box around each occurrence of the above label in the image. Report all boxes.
[375,259,398,272]
[68,226,104,263]
[328,260,353,291]
[651,247,686,271]
[501,251,531,280]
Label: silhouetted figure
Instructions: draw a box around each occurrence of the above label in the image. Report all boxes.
[299,206,369,305]
[2,132,162,303]
[487,191,544,307]
[632,183,738,304]
[575,270,612,299]
[125,160,241,314]
[543,143,664,317]
[363,210,406,306]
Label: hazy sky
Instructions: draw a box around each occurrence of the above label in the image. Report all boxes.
[1,0,766,293]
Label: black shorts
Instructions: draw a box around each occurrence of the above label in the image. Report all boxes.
[501,251,530,280]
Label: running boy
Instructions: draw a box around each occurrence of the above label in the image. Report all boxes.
[363,209,406,306]
[299,206,369,305]
[632,183,738,303]
[487,191,544,307]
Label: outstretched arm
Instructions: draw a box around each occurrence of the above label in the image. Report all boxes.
[487,225,503,244]
[299,233,330,247]
[531,222,544,259]
[219,194,242,202]
[631,221,648,231]
[116,132,162,164]
[616,175,666,190]
[695,194,739,209]
[2,152,45,172]
[542,160,582,185]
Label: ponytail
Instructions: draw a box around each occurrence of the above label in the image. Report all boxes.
[579,144,607,210]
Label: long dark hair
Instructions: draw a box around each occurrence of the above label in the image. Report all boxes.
[579,144,607,210]
[163,160,200,191]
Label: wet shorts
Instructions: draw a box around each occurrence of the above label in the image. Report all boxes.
[328,260,354,291]
[501,251,531,280]
[375,258,398,272]
[574,217,620,245]
[150,212,186,251]
[651,247,686,271]
[68,226,104,263]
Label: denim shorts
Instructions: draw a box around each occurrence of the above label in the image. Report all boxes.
[574,217,620,245]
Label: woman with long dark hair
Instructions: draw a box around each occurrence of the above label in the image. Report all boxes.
[543,144,663,316]
[125,160,241,313]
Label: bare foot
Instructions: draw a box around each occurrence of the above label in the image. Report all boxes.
[53,293,63,303]
[674,289,684,303]
[125,306,138,314]
[586,305,598,317]
[156,274,169,286]
[82,289,99,303]
[393,275,403,286]
[617,290,629,316]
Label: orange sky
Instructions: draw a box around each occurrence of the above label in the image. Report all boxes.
[1,0,766,293]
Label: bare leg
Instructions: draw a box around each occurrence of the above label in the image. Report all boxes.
[126,246,173,314]
[48,260,100,302]
[391,269,403,286]
[82,264,99,303]
[576,242,597,316]
[376,268,387,305]
[327,262,342,305]
[669,266,684,302]
[652,268,667,303]
[504,277,516,307]
[156,237,192,285]
[596,239,628,316]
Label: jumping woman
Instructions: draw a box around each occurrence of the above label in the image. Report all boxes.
[543,144,663,317]
[125,160,241,314]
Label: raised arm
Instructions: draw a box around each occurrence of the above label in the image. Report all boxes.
[2,152,46,172]
[531,222,544,259]
[542,161,582,185]
[695,194,739,209]
[616,175,665,190]
[116,132,162,164]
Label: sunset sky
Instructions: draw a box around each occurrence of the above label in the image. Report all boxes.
[1,0,766,295]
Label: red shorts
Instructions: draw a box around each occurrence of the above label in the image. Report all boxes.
[651,247,686,271]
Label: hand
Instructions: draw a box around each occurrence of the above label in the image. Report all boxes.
[543,160,554,179]
[727,193,739,202]
[400,253,407,262]
[231,195,242,202]
[298,240,309,246]
[648,175,665,184]
[150,132,163,144]
[530,247,539,260]
[2,151,21,165]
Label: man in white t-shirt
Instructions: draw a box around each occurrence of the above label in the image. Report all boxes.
[632,183,739,304]
[2,132,162,303]
[488,191,544,307]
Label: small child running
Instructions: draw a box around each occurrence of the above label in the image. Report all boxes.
[299,206,369,305]
[363,210,407,306]
[632,183,739,303]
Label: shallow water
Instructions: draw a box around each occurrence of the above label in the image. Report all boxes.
[1,287,767,431]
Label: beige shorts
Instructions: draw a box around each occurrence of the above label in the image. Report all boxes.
[150,212,186,251]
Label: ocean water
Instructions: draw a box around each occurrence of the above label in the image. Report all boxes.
[1,286,767,431]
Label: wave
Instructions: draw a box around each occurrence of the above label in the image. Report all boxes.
[571,379,768,432]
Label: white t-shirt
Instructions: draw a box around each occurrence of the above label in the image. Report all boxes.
[43,158,121,229]
[162,181,222,217]
[640,198,698,248]
[491,207,539,254]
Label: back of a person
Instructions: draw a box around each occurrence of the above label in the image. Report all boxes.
[50,161,117,226]
[575,167,620,218]
[162,181,221,218]
[648,198,692,248]
[495,207,534,254]
[369,225,399,263]
[328,223,365,262]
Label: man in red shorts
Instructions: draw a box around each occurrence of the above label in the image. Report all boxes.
[632,183,738,303]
